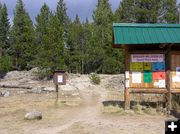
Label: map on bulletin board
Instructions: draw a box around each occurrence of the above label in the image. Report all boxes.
[152,72,166,80]
[152,62,165,71]
[144,62,152,71]
[144,71,152,83]
[130,62,143,71]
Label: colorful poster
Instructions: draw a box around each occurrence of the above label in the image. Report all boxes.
[130,62,143,71]
[152,62,165,71]
[131,54,164,62]
[132,72,141,83]
[144,71,152,83]
[152,72,166,80]
[144,62,152,71]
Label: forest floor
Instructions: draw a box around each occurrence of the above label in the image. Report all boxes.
[0,69,178,134]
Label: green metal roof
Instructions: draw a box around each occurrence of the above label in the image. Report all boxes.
[113,23,180,45]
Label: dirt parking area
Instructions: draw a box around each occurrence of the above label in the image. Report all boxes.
[0,89,173,134]
[0,73,177,134]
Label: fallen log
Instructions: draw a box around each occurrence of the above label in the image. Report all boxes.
[0,84,32,89]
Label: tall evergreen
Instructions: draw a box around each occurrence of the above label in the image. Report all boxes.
[82,18,94,73]
[35,3,51,46]
[0,3,10,56]
[114,0,136,22]
[115,0,178,23]
[11,0,35,70]
[35,4,66,78]
[93,0,124,73]
[158,0,178,23]
[0,3,12,72]
[56,0,71,72]
[68,15,84,73]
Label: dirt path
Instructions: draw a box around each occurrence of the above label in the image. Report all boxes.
[0,73,175,134]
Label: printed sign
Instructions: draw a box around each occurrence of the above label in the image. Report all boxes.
[176,67,180,76]
[125,80,130,88]
[125,71,130,79]
[159,80,166,88]
[172,76,180,82]
[144,62,152,71]
[131,54,164,62]
[152,62,165,71]
[130,62,143,71]
[144,71,152,83]
[57,75,63,83]
[132,72,141,83]
[153,72,166,80]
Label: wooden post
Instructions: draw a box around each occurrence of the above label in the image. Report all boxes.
[166,45,172,114]
[124,45,130,110]
[125,88,130,110]
[56,85,58,92]
[56,85,59,100]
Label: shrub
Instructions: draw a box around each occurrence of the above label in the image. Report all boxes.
[33,68,52,80]
[172,94,180,110]
[89,73,101,85]
[0,55,12,72]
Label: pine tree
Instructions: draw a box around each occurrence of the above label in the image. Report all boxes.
[35,3,51,46]
[56,0,71,72]
[82,18,94,73]
[93,0,123,73]
[158,0,178,23]
[11,0,35,70]
[0,3,10,56]
[35,4,66,78]
[0,3,12,72]
[114,0,178,23]
[114,0,136,22]
[68,15,84,73]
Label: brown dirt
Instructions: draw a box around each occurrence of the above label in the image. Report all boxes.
[0,89,173,134]
[0,73,176,134]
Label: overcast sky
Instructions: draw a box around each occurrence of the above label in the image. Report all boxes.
[0,0,121,23]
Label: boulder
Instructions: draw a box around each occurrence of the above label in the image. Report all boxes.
[0,91,10,97]
[30,88,42,94]
[3,91,10,97]
[24,110,42,120]
[0,91,3,97]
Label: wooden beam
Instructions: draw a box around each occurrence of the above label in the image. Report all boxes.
[124,45,130,110]
[166,45,172,112]
[0,85,32,89]
[130,88,168,94]
[171,89,180,94]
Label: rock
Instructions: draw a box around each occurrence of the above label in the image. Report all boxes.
[0,91,10,97]
[3,91,10,97]
[24,110,42,120]
[72,93,80,96]
[18,91,27,94]
[31,88,42,94]
[125,110,135,115]
[43,87,55,92]
[0,91,3,97]
[61,84,78,91]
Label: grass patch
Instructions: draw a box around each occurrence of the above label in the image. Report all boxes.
[101,105,124,113]
[89,73,101,85]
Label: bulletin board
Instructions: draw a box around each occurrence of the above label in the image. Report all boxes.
[128,54,166,88]
[171,54,180,89]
